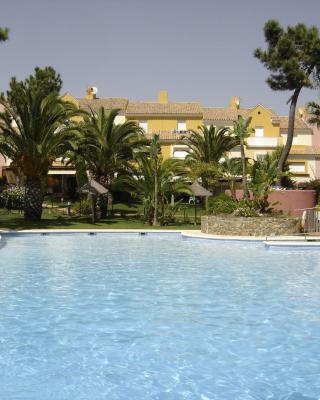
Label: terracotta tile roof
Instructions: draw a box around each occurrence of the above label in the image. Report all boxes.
[202,108,249,121]
[279,116,309,130]
[126,102,203,116]
[77,98,128,112]
[290,145,320,155]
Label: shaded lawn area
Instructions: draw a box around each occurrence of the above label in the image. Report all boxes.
[0,209,201,231]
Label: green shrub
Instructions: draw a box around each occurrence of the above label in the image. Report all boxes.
[0,186,24,210]
[208,194,237,215]
[72,199,91,215]
[159,202,182,225]
[233,204,261,217]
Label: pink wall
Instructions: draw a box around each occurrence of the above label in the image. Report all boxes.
[225,189,316,217]
[268,190,316,216]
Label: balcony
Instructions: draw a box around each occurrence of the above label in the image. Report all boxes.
[247,137,280,148]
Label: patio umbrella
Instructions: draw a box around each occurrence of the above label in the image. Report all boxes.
[190,181,213,226]
[79,179,108,223]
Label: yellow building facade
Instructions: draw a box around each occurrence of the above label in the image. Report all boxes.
[61,89,317,182]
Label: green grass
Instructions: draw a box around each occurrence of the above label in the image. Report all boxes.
[0,209,201,231]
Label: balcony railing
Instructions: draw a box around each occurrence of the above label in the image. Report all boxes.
[247,137,280,148]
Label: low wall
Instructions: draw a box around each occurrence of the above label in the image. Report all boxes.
[225,189,316,217]
[201,215,301,236]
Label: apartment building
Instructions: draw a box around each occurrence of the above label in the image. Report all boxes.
[1,88,317,195]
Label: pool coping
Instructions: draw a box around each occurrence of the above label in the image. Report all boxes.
[1,229,320,246]
[0,228,275,241]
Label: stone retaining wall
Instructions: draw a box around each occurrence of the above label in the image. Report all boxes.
[201,215,301,236]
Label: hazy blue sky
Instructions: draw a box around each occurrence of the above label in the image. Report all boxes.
[1,0,320,114]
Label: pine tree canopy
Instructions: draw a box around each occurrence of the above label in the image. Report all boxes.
[0,27,9,42]
[254,20,320,91]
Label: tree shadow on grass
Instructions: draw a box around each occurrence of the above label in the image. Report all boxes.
[0,210,199,231]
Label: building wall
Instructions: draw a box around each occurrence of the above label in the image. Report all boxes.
[303,118,320,178]
[161,144,173,159]
[129,117,202,133]
[247,105,280,137]
[281,131,313,146]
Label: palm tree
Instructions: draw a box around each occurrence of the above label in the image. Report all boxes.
[183,125,239,191]
[76,107,145,218]
[184,125,238,163]
[117,137,190,226]
[232,116,253,200]
[149,135,161,226]
[307,101,320,126]
[0,90,79,220]
[220,157,242,201]
[249,154,282,213]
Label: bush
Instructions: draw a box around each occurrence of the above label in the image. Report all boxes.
[208,194,237,215]
[233,203,261,217]
[0,186,24,210]
[72,199,91,215]
[159,202,182,225]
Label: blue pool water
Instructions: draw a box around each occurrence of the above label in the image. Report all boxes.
[0,233,320,400]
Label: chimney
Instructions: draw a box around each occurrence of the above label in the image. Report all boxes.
[298,107,306,119]
[158,90,168,103]
[230,96,240,110]
[86,86,98,100]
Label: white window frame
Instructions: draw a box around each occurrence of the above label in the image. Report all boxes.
[177,120,187,132]
[255,127,264,137]
[139,120,148,132]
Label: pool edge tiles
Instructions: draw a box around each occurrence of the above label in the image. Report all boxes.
[0,229,185,239]
[2,229,319,248]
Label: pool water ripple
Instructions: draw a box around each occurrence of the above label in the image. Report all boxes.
[0,234,320,399]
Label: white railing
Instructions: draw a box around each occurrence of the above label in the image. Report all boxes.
[247,137,279,148]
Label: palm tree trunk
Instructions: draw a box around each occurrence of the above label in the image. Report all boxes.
[240,144,249,200]
[24,177,43,220]
[99,195,108,219]
[277,87,301,186]
[95,174,110,219]
[153,172,158,226]
[229,179,237,201]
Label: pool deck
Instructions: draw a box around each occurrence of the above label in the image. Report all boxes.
[1,228,320,247]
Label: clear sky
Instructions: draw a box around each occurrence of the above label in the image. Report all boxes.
[1,0,320,114]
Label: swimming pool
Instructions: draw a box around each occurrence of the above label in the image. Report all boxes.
[0,233,320,399]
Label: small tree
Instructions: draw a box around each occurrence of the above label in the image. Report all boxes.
[249,155,281,213]
[117,140,190,226]
[255,20,320,184]
[183,125,238,192]
[220,157,242,201]
[232,116,253,200]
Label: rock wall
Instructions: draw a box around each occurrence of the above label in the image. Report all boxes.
[201,215,301,236]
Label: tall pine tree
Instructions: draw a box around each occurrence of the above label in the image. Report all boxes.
[255,20,320,185]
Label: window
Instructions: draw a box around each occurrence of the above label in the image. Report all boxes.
[255,127,264,137]
[177,120,187,132]
[289,162,305,173]
[172,146,189,159]
[139,120,148,132]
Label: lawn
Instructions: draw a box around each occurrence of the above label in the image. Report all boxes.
[0,207,202,231]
